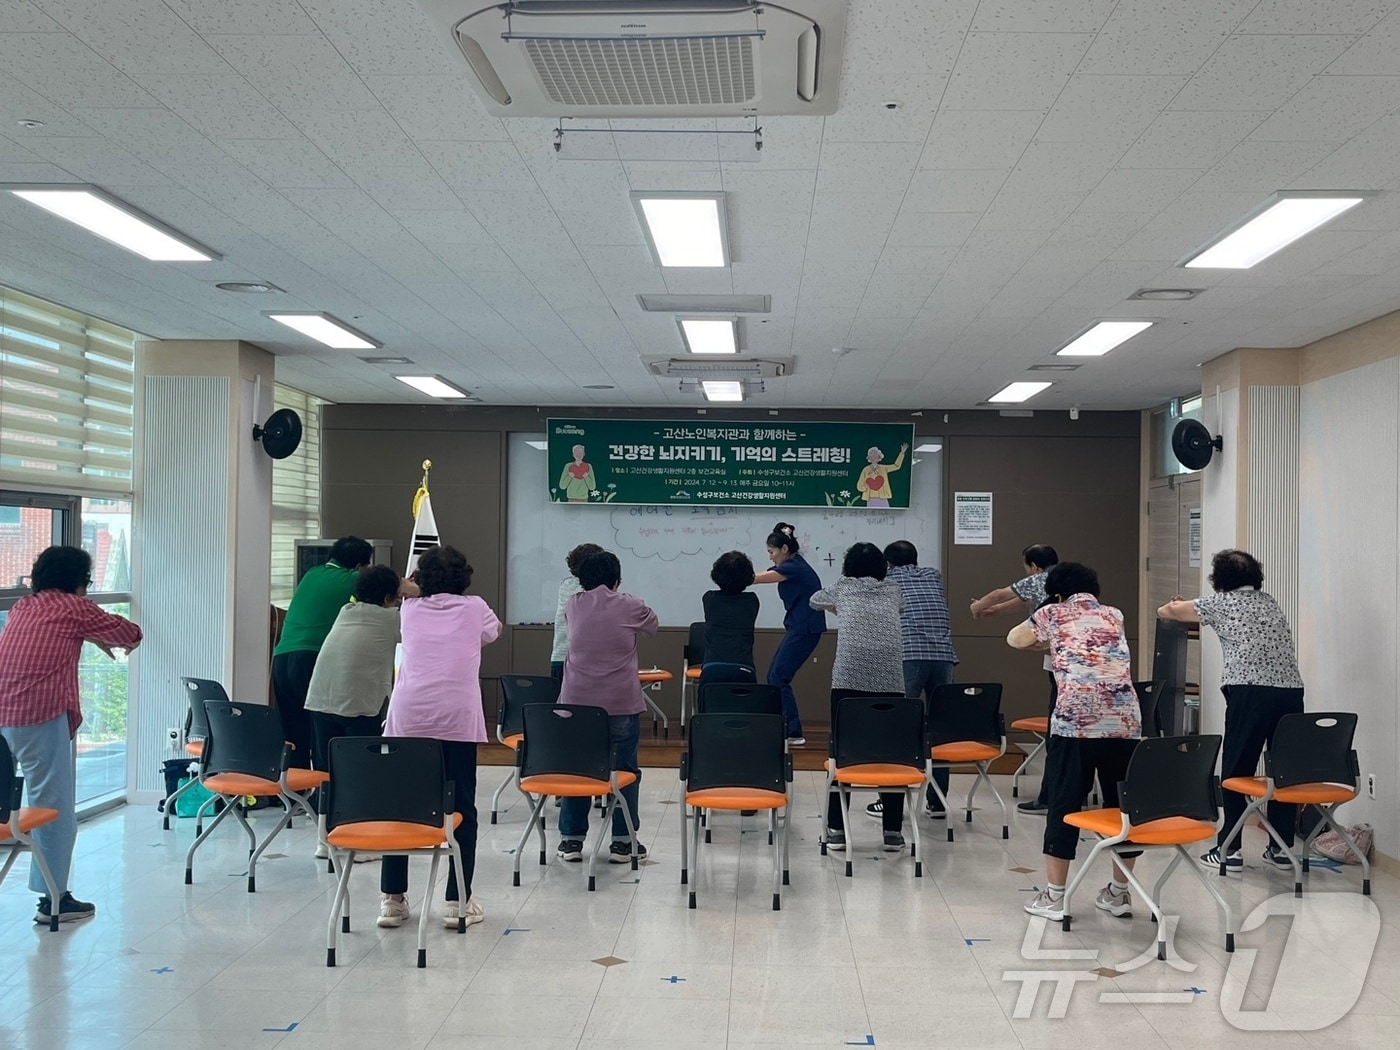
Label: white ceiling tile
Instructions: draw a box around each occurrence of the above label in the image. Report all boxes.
[163,0,318,34]
[419,140,534,194]
[814,142,920,195]
[579,246,667,295]
[364,75,508,142]
[717,116,822,170]
[1169,34,1359,110]
[217,138,352,189]
[1193,139,1340,192]
[970,0,1118,32]
[1035,75,1189,145]
[905,169,1006,212]
[137,75,302,138]
[798,281,867,310]
[1079,0,1257,75]
[847,316,916,349]
[298,0,459,77]
[976,190,1085,232]
[1118,110,1269,168]
[38,0,232,76]
[1009,140,1128,192]
[1111,190,1262,260]
[943,32,1095,110]
[0,160,70,180]
[22,135,172,185]
[0,32,156,107]
[612,131,722,163]
[920,110,1044,169]
[0,0,62,32]
[206,34,380,110]
[863,274,940,302]
[888,210,981,247]
[808,193,902,244]
[0,130,42,163]
[1293,114,1400,187]
[1326,7,1400,73]
[65,107,230,170]
[1248,76,1400,141]
[623,161,723,191]
[875,245,959,276]
[1238,0,1397,34]
[1079,168,1203,214]
[841,0,974,72]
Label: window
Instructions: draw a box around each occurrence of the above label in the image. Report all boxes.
[271,384,323,605]
[1151,395,1204,478]
[0,286,137,497]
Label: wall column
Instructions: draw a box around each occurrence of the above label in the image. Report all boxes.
[132,340,274,799]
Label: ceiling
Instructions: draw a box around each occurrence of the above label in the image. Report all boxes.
[4,0,1400,410]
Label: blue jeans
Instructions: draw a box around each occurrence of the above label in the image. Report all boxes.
[767,630,823,737]
[905,659,955,808]
[559,714,641,842]
[1,714,76,895]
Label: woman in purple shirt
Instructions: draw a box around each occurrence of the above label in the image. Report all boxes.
[378,545,501,931]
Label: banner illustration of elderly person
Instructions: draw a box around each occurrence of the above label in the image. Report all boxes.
[855,442,909,507]
[558,444,597,503]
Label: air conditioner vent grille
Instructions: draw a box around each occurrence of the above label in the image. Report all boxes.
[524,35,756,107]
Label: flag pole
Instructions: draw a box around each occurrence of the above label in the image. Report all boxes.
[413,458,431,519]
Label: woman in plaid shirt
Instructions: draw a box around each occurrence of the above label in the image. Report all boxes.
[0,546,142,925]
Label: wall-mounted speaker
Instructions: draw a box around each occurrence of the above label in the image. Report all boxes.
[1171,418,1222,471]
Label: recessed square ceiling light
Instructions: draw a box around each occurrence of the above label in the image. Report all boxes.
[1056,320,1154,357]
[701,380,745,402]
[632,192,730,268]
[1182,191,1367,269]
[6,184,219,261]
[395,375,471,399]
[638,293,770,313]
[266,312,379,350]
[988,381,1052,404]
[678,317,738,354]
[525,440,548,451]
[914,443,943,453]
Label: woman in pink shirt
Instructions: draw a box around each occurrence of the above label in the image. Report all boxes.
[378,545,501,930]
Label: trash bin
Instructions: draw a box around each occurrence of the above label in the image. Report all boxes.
[159,758,193,811]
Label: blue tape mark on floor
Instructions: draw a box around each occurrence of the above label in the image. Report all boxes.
[661,975,686,984]
[619,878,641,884]
[1306,857,1344,872]
[149,967,173,975]
[1185,987,1208,995]
[964,938,990,946]
[262,1023,298,1032]
[228,871,249,877]
[845,1036,876,1046]
[502,928,530,935]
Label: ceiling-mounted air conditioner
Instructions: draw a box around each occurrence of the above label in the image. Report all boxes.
[417,0,848,117]
[644,355,794,378]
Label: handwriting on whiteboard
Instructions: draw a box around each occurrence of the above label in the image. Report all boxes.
[611,506,905,562]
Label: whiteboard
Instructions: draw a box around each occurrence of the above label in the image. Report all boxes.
[507,432,944,627]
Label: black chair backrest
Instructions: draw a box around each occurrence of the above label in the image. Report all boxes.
[1269,712,1359,789]
[324,736,449,833]
[696,662,756,692]
[926,682,1004,748]
[0,735,19,825]
[832,693,925,771]
[685,713,787,793]
[684,621,706,664]
[201,701,285,782]
[1133,679,1167,738]
[181,676,227,740]
[697,681,779,717]
[519,704,613,781]
[499,675,559,736]
[1119,734,1223,825]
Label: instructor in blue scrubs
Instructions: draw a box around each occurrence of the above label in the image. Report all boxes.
[753,522,826,747]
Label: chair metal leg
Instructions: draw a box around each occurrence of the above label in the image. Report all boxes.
[325,846,355,967]
[838,784,854,878]
[1175,844,1236,953]
[445,837,468,933]
[11,831,63,931]
[819,767,837,854]
[689,791,703,908]
[680,797,689,885]
[613,786,640,870]
[1010,733,1046,799]
[161,773,196,830]
[184,795,236,884]
[193,791,218,835]
[512,792,548,886]
[1059,837,1114,931]
[771,804,782,910]
[927,765,955,842]
[976,764,1010,839]
[907,786,923,878]
[587,796,611,890]
[489,768,515,825]
[419,847,441,967]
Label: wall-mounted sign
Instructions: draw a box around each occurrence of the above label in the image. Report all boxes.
[953,491,993,545]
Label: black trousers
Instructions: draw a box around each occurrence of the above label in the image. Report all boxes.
[310,710,386,777]
[827,689,903,833]
[1032,671,1057,805]
[271,650,317,769]
[1043,735,1140,861]
[381,741,478,903]
[1218,684,1306,852]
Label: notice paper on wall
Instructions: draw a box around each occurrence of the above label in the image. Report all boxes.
[1188,507,1202,567]
[954,491,993,545]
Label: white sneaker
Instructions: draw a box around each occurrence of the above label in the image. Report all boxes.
[442,898,484,929]
[1094,884,1132,918]
[352,853,381,864]
[1023,888,1066,921]
[314,842,329,860]
[377,894,409,928]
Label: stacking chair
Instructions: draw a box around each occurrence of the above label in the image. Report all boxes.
[511,704,639,891]
[679,621,706,733]
[323,737,466,968]
[1009,713,1049,800]
[927,683,1009,841]
[184,701,329,892]
[819,693,926,878]
[696,662,757,692]
[694,682,782,842]
[489,675,558,825]
[1218,712,1370,897]
[0,736,62,931]
[1061,735,1236,958]
[161,676,225,830]
[1134,679,1168,738]
[680,712,791,909]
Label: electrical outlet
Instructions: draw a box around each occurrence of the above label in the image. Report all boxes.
[1368,774,1377,800]
[166,726,181,744]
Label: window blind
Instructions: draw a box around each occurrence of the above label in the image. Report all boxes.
[0,286,136,496]
[271,383,322,605]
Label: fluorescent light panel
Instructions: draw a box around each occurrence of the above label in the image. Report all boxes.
[1056,320,1154,357]
[8,185,217,261]
[1183,193,1365,269]
[679,317,737,354]
[395,375,469,399]
[267,312,378,350]
[988,381,1052,404]
[701,380,744,402]
[632,192,729,268]
[914,443,943,453]
[525,440,549,451]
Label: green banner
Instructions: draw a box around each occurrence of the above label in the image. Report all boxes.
[548,418,916,508]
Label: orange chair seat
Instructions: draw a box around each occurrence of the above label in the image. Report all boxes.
[519,771,639,796]
[1221,776,1358,805]
[639,671,672,684]
[1011,717,1049,734]
[501,732,523,750]
[930,742,1000,763]
[286,768,330,792]
[327,815,463,851]
[829,761,927,788]
[685,667,702,680]
[203,769,328,796]
[685,787,788,811]
[184,739,204,758]
[1066,808,1217,845]
[1,807,60,836]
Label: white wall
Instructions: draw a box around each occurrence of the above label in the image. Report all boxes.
[1197,386,1239,740]
[1297,357,1399,848]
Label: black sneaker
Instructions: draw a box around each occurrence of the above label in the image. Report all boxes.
[1018,799,1048,814]
[882,832,905,853]
[34,892,96,924]
[1199,847,1243,870]
[865,800,884,819]
[556,839,584,862]
[825,830,846,852]
[923,803,947,820]
[1262,844,1295,869]
[609,840,648,864]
